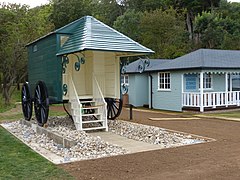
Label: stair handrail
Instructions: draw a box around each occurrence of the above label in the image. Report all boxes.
[69,75,81,104]
[68,74,82,130]
[93,74,108,131]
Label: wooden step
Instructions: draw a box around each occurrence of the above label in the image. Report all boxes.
[80,101,95,104]
[82,120,104,124]
[82,113,101,117]
[82,104,105,109]
[83,126,106,131]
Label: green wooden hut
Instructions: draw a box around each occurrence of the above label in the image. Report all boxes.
[23,16,153,131]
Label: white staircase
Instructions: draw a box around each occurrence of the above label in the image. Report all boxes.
[68,75,108,131]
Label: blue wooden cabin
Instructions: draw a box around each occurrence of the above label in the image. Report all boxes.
[124,49,240,112]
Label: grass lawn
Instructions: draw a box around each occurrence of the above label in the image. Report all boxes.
[0,89,73,179]
[203,110,240,119]
[0,127,73,180]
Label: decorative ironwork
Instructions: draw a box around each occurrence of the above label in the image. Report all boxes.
[121,83,128,94]
[62,84,68,95]
[73,53,85,71]
[62,53,86,73]
[62,56,69,74]
[138,58,150,73]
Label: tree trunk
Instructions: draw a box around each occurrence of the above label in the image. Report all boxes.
[186,11,193,40]
[2,82,11,105]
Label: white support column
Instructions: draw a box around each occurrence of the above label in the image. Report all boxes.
[229,73,232,92]
[225,72,228,107]
[148,75,151,109]
[181,74,184,107]
[200,72,204,112]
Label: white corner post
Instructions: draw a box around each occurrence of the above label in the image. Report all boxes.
[200,72,204,112]
[181,74,184,108]
[225,72,228,107]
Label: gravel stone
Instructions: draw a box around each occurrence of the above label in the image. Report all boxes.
[2,116,207,162]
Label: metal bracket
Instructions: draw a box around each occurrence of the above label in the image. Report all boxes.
[62,56,69,74]
[138,58,150,73]
[73,53,85,71]
[63,84,68,96]
[62,53,86,73]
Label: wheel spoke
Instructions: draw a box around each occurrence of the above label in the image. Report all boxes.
[41,108,46,123]
[34,81,49,126]
[112,102,119,111]
[21,83,32,121]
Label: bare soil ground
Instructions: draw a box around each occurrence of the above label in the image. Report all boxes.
[59,108,240,180]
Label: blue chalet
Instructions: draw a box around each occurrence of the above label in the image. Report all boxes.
[124,49,240,112]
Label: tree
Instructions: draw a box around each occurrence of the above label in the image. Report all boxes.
[113,9,142,42]
[166,0,221,40]
[0,3,53,104]
[93,0,125,26]
[194,7,240,49]
[50,0,93,29]
[140,8,190,58]
[120,0,169,12]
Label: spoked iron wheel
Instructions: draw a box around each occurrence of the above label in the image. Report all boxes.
[105,98,123,120]
[34,81,49,126]
[21,82,33,120]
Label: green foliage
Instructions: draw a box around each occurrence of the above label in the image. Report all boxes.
[0,127,73,179]
[93,0,124,26]
[121,0,169,12]
[50,0,93,29]
[194,8,240,49]
[140,8,190,58]
[0,3,53,105]
[113,9,143,42]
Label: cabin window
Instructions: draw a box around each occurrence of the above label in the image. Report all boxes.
[33,45,38,52]
[185,74,197,90]
[158,72,170,90]
[121,74,129,85]
[60,35,69,47]
[199,73,212,89]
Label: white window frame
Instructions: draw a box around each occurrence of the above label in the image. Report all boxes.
[33,44,38,52]
[199,73,213,90]
[121,74,129,85]
[158,72,171,91]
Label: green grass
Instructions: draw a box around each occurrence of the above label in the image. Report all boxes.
[204,111,240,119]
[0,127,74,180]
[0,88,21,113]
[0,114,23,122]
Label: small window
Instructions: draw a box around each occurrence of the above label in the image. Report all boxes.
[199,73,212,89]
[33,45,38,52]
[121,75,129,85]
[60,35,69,47]
[158,72,171,90]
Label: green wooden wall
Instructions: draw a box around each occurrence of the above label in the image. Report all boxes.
[27,34,62,103]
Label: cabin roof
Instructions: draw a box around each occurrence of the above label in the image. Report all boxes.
[56,16,154,56]
[125,49,240,73]
[26,16,154,56]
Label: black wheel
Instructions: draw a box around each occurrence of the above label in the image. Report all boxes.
[21,82,33,120]
[105,98,123,120]
[34,81,49,126]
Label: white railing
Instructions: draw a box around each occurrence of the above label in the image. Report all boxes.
[182,91,240,109]
[68,75,82,130]
[93,75,108,131]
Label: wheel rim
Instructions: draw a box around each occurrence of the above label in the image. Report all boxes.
[34,81,49,126]
[21,82,32,120]
[105,98,123,120]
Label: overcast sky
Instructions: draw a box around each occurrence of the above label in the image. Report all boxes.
[0,0,240,8]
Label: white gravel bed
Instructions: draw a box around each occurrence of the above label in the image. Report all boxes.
[2,118,127,163]
[108,120,207,148]
[1,116,208,163]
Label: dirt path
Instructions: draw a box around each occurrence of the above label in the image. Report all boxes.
[59,108,240,180]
